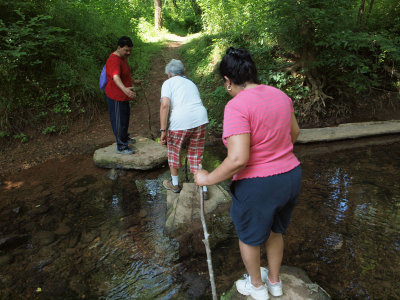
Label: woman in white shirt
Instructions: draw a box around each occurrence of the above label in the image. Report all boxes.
[160,59,209,198]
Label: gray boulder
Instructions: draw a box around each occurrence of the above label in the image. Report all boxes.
[223,265,331,300]
[93,136,167,170]
[164,183,233,257]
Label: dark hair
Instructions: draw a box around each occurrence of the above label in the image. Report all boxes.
[219,47,260,85]
[118,36,133,48]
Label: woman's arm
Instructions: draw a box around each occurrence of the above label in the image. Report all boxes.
[194,133,250,186]
[160,97,170,145]
[290,112,300,144]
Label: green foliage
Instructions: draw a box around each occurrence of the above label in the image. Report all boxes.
[188,0,400,125]
[180,34,231,132]
[0,130,9,138]
[42,125,56,135]
[1,0,399,140]
[53,94,72,114]
[163,1,202,35]
[0,11,67,73]
[0,0,157,140]
[13,133,28,143]
[180,32,310,130]
[60,125,69,133]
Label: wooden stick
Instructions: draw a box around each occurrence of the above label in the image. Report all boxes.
[198,164,217,300]
[139,88,154,140]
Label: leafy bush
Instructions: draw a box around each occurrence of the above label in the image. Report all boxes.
[0,0,151,140]
[180,34,231,132]
[192,0,400,125]
[163,1,202,35]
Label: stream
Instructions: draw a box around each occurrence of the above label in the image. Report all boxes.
[0,137,399,299]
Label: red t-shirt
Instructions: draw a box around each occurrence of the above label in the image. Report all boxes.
[105,53,133,101]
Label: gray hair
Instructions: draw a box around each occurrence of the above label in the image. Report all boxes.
[165,59,185,76]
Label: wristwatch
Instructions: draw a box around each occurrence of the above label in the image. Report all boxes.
[160,129,167,132]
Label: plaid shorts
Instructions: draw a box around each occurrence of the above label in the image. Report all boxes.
[167,124,207,173]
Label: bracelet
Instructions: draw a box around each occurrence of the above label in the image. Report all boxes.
[160,129,167,132]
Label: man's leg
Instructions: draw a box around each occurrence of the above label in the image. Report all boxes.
[115,100,130,150]
[106,96,119,144]
[238,239,263,287]
[265,231,284,283]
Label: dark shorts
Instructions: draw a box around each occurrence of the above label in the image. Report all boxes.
[230,165,302,246]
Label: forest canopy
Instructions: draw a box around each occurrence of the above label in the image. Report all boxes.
[0,0,399,139]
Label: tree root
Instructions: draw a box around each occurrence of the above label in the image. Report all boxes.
[283,62,336,124]
[284,61,302,78]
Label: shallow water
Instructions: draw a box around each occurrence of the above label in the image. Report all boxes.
[286,141,400,299]
[0,139,399,299]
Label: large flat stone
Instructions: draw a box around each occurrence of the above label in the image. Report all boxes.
[298,120,400,143]
[165,183,233,257]
[93,136,168,170]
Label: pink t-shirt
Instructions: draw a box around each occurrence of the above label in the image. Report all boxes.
[222,84,300,181]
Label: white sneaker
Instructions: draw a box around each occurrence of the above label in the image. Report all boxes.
[261,267,283,297]
[236,274,269,300]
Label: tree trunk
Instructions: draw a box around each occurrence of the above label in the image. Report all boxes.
[365,0,375,28]
[154,0,163,29]
[357,0,366,26]
[190,0,202,16]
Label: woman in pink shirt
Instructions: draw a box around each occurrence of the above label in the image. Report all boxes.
[194,47,301,300]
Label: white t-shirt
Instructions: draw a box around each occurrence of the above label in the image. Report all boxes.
[161,76,209,130]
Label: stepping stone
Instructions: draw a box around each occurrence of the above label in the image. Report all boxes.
[93,136,168,170]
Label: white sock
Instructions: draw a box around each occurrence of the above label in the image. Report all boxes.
[171,175,179,186]
[202,186,208,192]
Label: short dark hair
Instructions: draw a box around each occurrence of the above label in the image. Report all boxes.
[118,36,133,48]
[219,47,260,85]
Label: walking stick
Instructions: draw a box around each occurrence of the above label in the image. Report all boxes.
[184,156,189,182]
[198,164,217,300]
[139,87,154,140]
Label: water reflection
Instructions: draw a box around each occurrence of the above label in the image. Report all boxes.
[1,141,400,299]
[285,141,400,299]
[111,194,120,210]
[104,175,181,299]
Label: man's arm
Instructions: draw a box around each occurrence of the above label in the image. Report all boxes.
[113,74,136,99]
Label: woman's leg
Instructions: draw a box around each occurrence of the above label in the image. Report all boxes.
[265,231,284,282]
[187,124,206,173]
[167,130,184,184]
[169,166,178,176]
[239,239,263,287]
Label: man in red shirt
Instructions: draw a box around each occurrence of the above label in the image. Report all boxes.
[105,36,136,154]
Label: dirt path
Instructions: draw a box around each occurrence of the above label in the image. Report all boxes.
[131,40,184,139]
[0,38,184,178]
